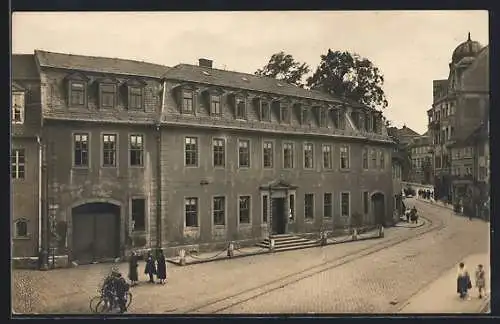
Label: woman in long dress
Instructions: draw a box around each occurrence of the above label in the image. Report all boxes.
[156,249,167,285]
[128,251,139,286]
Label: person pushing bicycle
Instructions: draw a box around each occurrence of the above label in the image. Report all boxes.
[102,268,130,313]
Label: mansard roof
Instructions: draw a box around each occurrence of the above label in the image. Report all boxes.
[34,50,170,78]
[163,63,347,105]
[12,54,39,80]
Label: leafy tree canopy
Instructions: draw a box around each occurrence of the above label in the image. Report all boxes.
[255,51,310,87]
[306,49,388,110]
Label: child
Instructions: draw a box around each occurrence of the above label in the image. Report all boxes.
[475,264,486,299]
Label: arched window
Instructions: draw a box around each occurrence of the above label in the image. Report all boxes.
[14,219,28,238]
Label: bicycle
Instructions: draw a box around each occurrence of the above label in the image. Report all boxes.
[90,290,132,313]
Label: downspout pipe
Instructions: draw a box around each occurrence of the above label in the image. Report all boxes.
[37,136,42,252]
[156,80,166,250]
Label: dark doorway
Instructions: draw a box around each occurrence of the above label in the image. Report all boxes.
[72,202,120,264]
[371,193,386,226]
[271,197,286,235]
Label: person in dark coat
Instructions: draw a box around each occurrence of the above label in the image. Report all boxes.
[156,249,167,285]
[128,252,139,286]
[457,262,472,300]
[144,252,156,283]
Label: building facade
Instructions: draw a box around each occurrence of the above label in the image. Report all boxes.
[11,55,42,258]
[408,133,432,184]
[427,34,489,204]
[12,51,396,262]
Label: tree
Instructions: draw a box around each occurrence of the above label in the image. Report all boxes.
[255,51,310,87]
[307,49,388,110]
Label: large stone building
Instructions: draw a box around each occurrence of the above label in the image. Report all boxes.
[387,125,420,182]
[408,132,433,184]
[427,34,489,209]
[12,50,395,263]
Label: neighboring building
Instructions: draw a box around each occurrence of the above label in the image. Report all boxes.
[11,55,42,258]
[408,132,433,184]
[387,125,420,181]
[427,33,489,205]
[12,50,396,263]
[391,147,404,223]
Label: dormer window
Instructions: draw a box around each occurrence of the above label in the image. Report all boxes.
[70,81,86,107]
[236,97,246,120]
[182,90,194,114]
[128,87,143,110]
[319,107,327,128]
[280,104,290,124]
[301,107,310,125]
[210,94,221,116]
[99,83,116,108]
[260,101,271,122]
[12,92,25,124]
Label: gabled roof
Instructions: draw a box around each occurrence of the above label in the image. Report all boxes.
[12,54,39,79]
[397,125,420,137]
[34,50,170,78]
[163,64,346,104]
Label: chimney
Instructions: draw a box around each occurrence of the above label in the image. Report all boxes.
[198,58,213,68]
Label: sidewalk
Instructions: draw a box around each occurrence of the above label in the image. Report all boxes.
[398,253,490,314]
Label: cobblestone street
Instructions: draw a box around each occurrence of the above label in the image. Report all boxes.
[12,199,489,314]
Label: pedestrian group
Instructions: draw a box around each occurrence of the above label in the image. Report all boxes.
[456,262,486,300]
[128,249,168,286]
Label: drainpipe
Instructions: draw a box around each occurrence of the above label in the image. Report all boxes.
[37,136,42,252]
[155,79,166,250]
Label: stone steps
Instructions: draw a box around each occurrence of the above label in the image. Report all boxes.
[256,234,320,251]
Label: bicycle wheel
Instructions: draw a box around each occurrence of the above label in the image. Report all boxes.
[89,296,101,313]
[95,299,110,313]
[126,292,133,308]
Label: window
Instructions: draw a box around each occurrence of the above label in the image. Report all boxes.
[185,137,198,167]
[130,134,144,166]
[341,192,350,217]
[263,141,273,168]
[283,143,294,168]
[15,219,28,238]
[11,149,25,179]
[102,134,117,167]
[260,101,271,122]
[363,192,369,215]
[239,196,251,224]
[304,194,314,220]
[304,143,314,169]
[323,193,332,218]
[280,105,290,124]
[182,90,194,113]
[70,81,85,106]
[379,150,385,169]
[238,139,250,168]
[319,108,327,127]
[128,87,143,110]
[210,95,221,116]
[236,98,246,119]
[371,149,377,169]
[131,198,146,231]
[74,133,89,167]
[323,144,333,169]
[365,113,372,132]
[12,92,25,124]
[213,196,225,226]
[340,145,350,169]
[289,194,295,221]
[362,148,369,169]
[100,84,116,108]
[185,198,198,227]
[213,138,225,167]
[262,195,268,223]
[301,108,310,125]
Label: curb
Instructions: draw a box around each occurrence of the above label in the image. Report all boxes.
[167,232,383,267]
[394,217,427,229]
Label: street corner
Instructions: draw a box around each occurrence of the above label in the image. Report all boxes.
[394,218,426,228]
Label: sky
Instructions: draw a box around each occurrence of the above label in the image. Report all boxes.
[12,11,489,134]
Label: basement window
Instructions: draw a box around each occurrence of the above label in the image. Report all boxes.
[14,219,28,238]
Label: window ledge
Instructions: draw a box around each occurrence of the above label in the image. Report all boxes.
[340,169,351,173]
[13,236,31,240]
[129,165,145,169]
[304,219,314,223]
[213,225,226,230]
[184,227,200,231]
[238,223,252,227]
[131,230,147,234]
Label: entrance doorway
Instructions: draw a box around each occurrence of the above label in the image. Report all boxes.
[371,193,386,226]
[271,197,286,235]
[72,202,120,264]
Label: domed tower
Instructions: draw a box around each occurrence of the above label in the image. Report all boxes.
[448,33,483,90]
[451,32,483,64]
